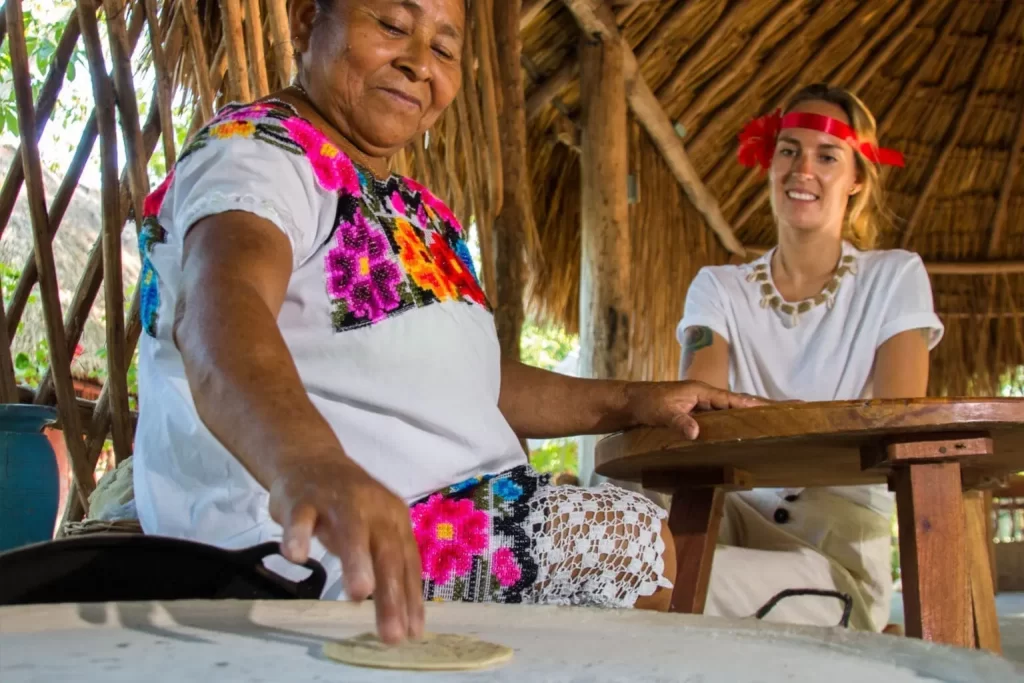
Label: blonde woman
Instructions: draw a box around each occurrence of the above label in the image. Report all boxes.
[677,83,943,631]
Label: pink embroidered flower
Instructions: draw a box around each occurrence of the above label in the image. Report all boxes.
[143,171,174,217]
[221,102,275,122]
[490,547,521,587]
[281,117,361,194]
[390,190,407,216]
[403,177,462,233]
[324,210,402,322]
[410,494,489,584]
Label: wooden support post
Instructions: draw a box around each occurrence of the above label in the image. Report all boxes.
[964,491,1002,654]
[492,0,532,359]
[243,0,270,98]
[576,12,631,483]
[265,0,293,89]
[219,0,252,103]
[667,488,724,614]
[893,463,972,647]
[579,18,630,382]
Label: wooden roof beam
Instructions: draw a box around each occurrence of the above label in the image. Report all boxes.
[901,2,1011,249]
[561,0,745,256]
[987,79,1024,258]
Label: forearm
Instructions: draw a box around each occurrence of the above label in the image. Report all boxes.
[498,358,637,439]
[175,277,352,489]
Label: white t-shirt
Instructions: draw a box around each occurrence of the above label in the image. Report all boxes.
[676,240,944,517]
[132,101,526,561]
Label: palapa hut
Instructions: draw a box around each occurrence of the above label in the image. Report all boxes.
[0,0,1022,532]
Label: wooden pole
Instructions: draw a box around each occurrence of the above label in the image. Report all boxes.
[82,0,134,466]
[220,0,252,102]
[182,0,215,122]
[265,0,292,88]
[7,0,94,505]
[492,0,532,358]
[561,0,745,256]
[579,23,631,382]
[243,0,270,98]
[0,297,19,404]
[143,0,177,168]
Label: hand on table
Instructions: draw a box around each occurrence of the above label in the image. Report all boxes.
[626,380,769,439]
[267,453,423,645]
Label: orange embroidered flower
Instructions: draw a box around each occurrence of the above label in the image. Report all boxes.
[210,120,256,140]
[395,219,456,301]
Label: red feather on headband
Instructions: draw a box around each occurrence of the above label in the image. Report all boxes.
[737,109,782,172]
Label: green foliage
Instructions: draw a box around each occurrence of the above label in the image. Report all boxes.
[0,3,87,140]
[520,319,580,476]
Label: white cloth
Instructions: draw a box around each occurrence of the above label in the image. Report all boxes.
[132,103,527,581]
[677,241,944,630]
[677,241,944,517]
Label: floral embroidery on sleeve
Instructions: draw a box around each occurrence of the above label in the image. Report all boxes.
[138,172,174,337]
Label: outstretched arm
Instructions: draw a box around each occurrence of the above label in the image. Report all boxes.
[497,356,763,441]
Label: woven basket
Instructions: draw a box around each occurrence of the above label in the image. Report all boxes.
[61,519,143,537]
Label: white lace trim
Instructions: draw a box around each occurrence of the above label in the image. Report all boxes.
[522,483,673,609]
[175,192,298,262]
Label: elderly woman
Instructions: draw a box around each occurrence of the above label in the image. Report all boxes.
[678,84,942,631]
[133,0,761,644]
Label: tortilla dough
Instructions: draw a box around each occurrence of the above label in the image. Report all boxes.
[322,632,514,671]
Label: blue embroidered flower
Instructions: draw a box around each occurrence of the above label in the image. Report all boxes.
[137,219,167,338]
[454,239,480,282]
[493,478,523,502]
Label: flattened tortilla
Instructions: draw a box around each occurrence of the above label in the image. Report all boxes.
[322,632,513,671]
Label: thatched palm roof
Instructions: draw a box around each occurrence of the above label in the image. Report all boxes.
[169,0,1022,395]
[0,145,141,378]
[519,0,1024,394]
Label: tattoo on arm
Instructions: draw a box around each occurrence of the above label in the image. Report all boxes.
[681,326,713,375]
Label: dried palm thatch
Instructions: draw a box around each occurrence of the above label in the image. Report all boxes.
[522,0,1024,395]
[1,0,1021,526]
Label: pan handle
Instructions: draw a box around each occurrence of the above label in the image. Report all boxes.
[232,542,328,599]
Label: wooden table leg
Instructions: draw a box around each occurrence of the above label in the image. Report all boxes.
[893,462,972,647]
[667,487,724,613]
[964,491,1002,654]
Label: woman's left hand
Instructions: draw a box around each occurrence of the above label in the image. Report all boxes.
[625,380,768,439]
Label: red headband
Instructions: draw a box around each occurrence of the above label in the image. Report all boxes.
[737,109,905,171]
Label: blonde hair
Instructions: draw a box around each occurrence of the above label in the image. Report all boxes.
[780,83,890,250]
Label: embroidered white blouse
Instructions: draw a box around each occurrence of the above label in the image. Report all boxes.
[677,240,945,517]
[132,101,526,579]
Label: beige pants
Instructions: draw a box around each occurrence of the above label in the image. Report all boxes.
[705,488,893,632]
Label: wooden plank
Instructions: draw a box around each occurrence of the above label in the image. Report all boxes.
[882,436,993,464]
[82,1,134,465]
[492,0,532,357]
[965,491,1002,654]
[561,0,745,256]
[7,0,94,505]
[0,8,82,242]
[893,462,971,647]
[667,487,724,613]
[219,0,252,102]
[243,0,269,98]
[901,1,1011,249]
[643,466,753,493]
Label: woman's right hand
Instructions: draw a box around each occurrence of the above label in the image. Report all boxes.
[267,454,425,644]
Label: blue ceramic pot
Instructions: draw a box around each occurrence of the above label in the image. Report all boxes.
[0,404,60,552]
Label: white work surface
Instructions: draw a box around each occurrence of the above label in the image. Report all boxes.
[0,600,1018,682]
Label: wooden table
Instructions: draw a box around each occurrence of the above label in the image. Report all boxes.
[595,398,1024,652]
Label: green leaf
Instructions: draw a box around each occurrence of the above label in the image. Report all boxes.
[66,60,76,82]
[5,111,19,138]
[14,353,31,371]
